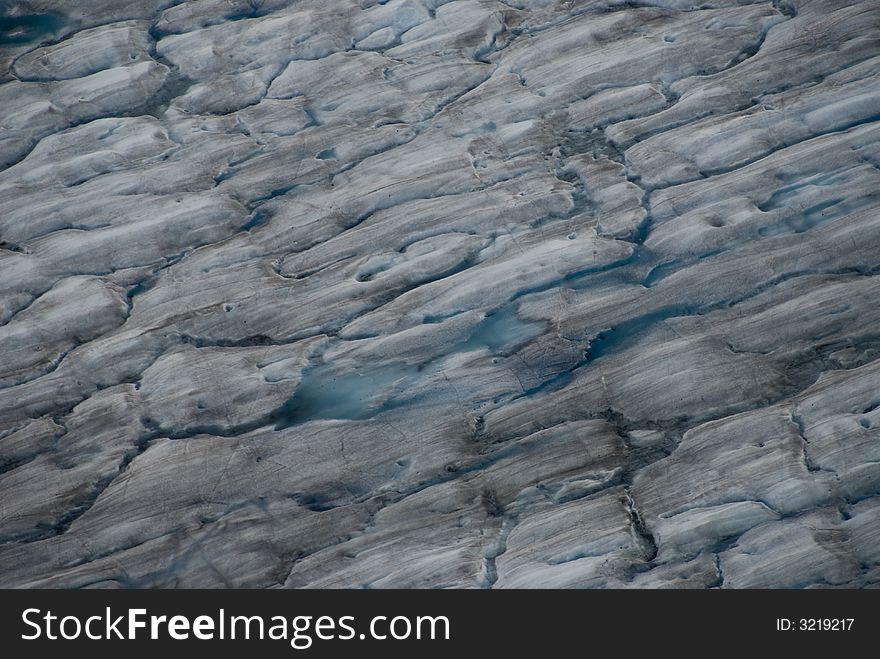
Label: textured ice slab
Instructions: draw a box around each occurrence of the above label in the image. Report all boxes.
[1,0,879,588]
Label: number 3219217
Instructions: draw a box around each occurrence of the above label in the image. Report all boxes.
[776,619,854,631]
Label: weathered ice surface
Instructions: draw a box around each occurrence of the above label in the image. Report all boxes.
[0,0,878,588]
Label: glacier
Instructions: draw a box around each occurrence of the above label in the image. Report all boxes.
[0,0,879,588]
